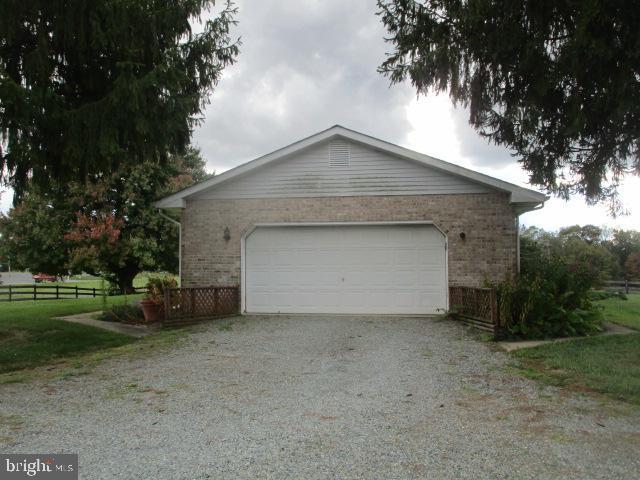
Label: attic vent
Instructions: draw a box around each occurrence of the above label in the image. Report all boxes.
[329,141,350,167]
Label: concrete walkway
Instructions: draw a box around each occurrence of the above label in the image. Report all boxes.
[498,322,637,352]
[54,311,157,338]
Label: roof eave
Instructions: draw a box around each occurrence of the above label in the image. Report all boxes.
[512,196,549,215]
[510,191,549,204]
[155,197,186,209]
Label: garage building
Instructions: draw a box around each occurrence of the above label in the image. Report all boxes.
[156,125,547,315]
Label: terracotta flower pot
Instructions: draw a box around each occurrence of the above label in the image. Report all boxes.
[140,299,164,323]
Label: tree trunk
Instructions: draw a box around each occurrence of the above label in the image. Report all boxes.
[116,266,139,294]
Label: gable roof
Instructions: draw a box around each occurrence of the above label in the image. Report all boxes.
[156,125,548,210]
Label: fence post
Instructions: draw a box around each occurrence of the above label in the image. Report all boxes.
[93,287,96,298]
[164,288,170,323]
[33,285,36,300]
[489,288,499,336]
[56,284,59,300]
[626,279,629,294]
[75,285,78,299]
[8,286,11,302]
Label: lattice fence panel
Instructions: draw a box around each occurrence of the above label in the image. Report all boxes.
[449,286,499,334]
[164,286,239,326]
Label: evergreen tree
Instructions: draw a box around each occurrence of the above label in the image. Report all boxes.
[378,0,640,210]
[0,0,238,198]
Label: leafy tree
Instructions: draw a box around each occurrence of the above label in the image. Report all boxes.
[0,213,11,272]
[167,146,215,190]
[557,236,619,285]
[604,229,640,276]
[0,192,75,275]
[0,0,238,198]
[521,224,618,284]
[558,225,604,245]
[625,252,640,280]
[378,0,640,208]
[519,233,545,276]
[1,148,209,291]
[63,160,191,292]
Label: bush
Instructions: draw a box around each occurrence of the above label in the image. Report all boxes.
[495,243,604,340]
[99,304,144,323]
[588,290,628,301]
[145,275,178,302]
[107,284,124,296]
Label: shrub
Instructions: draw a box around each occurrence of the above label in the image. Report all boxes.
[145,275,178,302]
[107,284,124,296]
[495,245,604,340]
[588,290,628,301]
[99,304,144,323]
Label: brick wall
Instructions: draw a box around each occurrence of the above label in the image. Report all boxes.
[181,193,518,288]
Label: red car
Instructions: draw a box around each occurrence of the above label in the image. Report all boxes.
[33,273,57,283]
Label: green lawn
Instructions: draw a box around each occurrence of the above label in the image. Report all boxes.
[0,295,142,374]
[512,293,640,405]
[597,293,640,330]
[514,334,640,405]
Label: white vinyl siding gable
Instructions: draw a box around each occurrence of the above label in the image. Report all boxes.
[194,140,492,200]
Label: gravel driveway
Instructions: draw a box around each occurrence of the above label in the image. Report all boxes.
[1,315,639,479]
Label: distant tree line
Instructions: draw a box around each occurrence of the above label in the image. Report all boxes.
[520,225,640,284]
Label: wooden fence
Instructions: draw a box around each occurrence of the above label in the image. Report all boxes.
[604,280,640,293]
[0,284,147,302]
[163,286,240,326]
[448,286,500,335]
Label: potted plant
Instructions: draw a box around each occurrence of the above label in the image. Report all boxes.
[140,276,178,323]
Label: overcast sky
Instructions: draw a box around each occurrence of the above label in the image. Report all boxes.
[1,0,638,230]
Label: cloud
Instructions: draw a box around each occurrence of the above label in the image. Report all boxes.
[450,106,517,169]
[195,0,523,175]
[192,0,415,173]
[0,189,11,214]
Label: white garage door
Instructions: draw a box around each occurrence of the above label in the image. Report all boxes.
[244,224,447,314]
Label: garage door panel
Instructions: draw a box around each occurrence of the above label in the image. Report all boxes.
[245,224,447,314]
[247,250,273,267]
[349,270,389,286]
[248,271,272,286]
[342,247,388,266]
[392,269,423,285]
